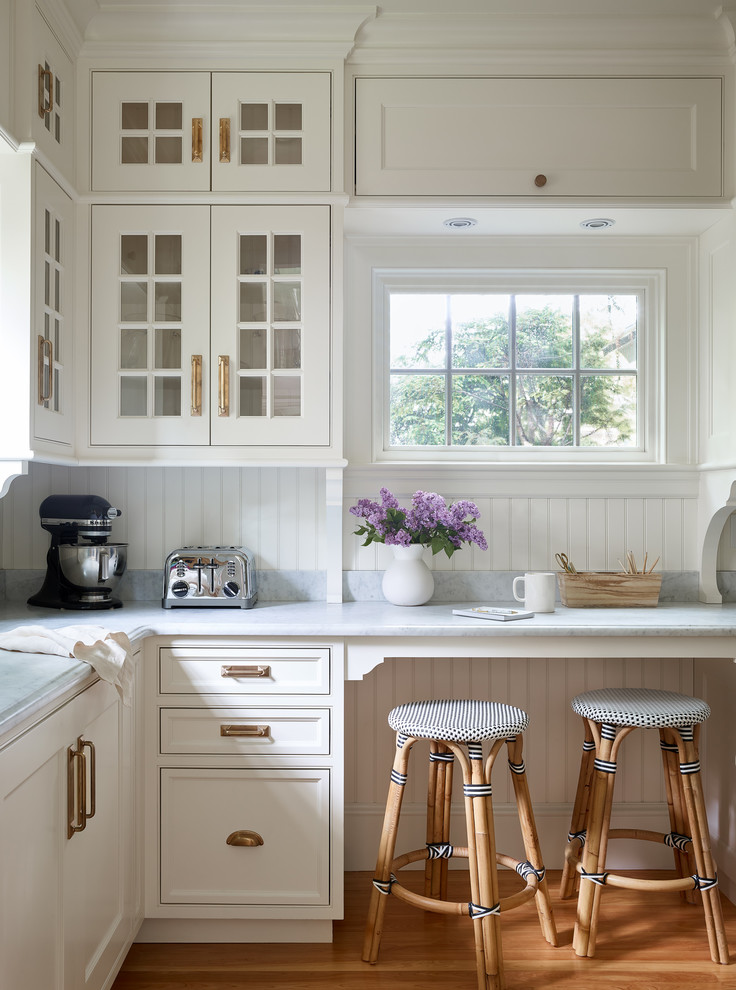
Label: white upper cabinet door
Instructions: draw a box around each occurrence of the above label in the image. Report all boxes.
[91,72,211,192]
[90,205,211,447]
[33,163,74,450]
[210,205,331,446]
[211,73,331,192]
[32,10,75,182]
[355,77,723,198]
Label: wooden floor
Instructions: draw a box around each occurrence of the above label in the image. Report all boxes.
[112,870,736,989]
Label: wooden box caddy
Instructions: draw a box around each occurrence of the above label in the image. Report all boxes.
[557,571,662,608]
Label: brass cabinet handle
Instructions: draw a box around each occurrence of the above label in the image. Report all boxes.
[226,830,264,847]
[217,354,230,416]
[38,335,53,404]
[67,737,96,838]
[534,174,547,187]
[220,664,270,678]
[191,354,202,415]
[192,117,203,162]
[220,724,270,737]
[219,118,231,163]
[38,64,53,117]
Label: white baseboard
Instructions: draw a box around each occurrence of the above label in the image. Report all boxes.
[345,801,677,872]
[136,919,334,943]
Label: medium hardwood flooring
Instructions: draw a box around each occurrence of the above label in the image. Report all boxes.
[112,870,736,989]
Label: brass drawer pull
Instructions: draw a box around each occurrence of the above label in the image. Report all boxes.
[191,117,203,162]
[219,117,231,163]
[220,723,270,737]
[38,65,53,117]
[191,354,202,415]
[220,664,270,678]
[67,736,96,839]
[217,354,230,416]
[226,830,264,847]
[38,335,53,404]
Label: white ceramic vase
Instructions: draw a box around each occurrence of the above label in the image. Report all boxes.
[381,545,434,606]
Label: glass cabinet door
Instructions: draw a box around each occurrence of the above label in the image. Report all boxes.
[90,205,210,447]
[91,72,210,192]
[32,9,75,182]
[33,164,74,449]
[210,205,330,446]
[211,73,331,192]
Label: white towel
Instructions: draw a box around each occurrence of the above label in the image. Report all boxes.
[0,625,134,705]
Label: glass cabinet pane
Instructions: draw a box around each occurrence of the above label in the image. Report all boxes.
[121,235,148,275]
[120,282,148,321]
[273,282,300,321]
[121,136,148,164]
[122,103,148,129]
[154,376,182,416]
[240,236,267,275]
[275,104,302,130]
[155,103,182,129]
[241,138,268,165]
[155,136,182,164]
[239,283,267,322]
[274,235,301,274]
[273,377,300,416]
[274,138,302,165]
[240,328,267,369]
[155,235,182,275]
[154,328,181,369]
[121,328,147,368]
[240,377,266,416]
[154,282,181,321]
[273,328,301,369]
[120,377,147,416]
[241,104,268,130]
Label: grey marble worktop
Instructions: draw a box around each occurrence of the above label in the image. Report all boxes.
[2,599,736,743]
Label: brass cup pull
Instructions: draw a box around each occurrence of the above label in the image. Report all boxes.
[217,355,230,416]
[219,117,231,163]
[191,354,203,415]
[38,335,53,404]
[226,830,264,847]
[192,117,203,162]
[38,65,53,117]
[220,724,270,737]
[534,173,547,187]
[220,664,270,679]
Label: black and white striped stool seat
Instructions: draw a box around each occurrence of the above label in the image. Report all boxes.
[388,699,529,742]
[571,688,710,728]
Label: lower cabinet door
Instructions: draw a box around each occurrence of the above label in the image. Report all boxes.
[160,767,330,905]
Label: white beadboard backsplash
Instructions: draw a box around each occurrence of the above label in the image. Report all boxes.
[0,462,700,574]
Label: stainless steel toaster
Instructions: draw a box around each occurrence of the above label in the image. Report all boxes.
[162,546,257,608]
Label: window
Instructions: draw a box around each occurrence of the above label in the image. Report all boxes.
[374,271,658,462]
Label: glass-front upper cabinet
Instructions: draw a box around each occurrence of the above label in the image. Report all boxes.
[90,205,211,446]
[30,9,75,182]
[91,71,331,193]
[34,163,74,450]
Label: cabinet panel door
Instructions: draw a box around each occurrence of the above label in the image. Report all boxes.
[356,77,723,197]
[92,72,210,192]
[33,163,74,449]
[160,768,331,905]
[90,205,211,447]
[210,205,330,446]
[32,9,75,181]
[211,73,331,192]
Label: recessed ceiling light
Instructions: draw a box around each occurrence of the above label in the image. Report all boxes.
[443,217,478,229]
[580,217,616,230]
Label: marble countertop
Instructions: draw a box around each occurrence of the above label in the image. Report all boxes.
[2,598,736,743]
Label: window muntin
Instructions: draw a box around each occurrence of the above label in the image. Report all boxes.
[386,289,640,451]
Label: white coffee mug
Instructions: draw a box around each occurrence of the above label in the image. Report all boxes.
[512,572,556,613]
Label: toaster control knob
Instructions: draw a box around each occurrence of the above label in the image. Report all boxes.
[223,581,240,598]
[171,580,189,598]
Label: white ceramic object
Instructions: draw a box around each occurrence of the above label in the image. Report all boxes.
[512,571,556,613]
[381,545,435,607]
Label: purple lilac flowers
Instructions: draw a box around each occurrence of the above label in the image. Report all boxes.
[350,488,488,558]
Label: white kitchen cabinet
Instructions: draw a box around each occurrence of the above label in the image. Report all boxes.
[0,675,140,990]
[90,203,331,450]
[355,76,723,198]
[143,638,343,937]
[91,71,331,192]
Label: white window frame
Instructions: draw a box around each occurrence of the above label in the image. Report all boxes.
[372,268,663,464]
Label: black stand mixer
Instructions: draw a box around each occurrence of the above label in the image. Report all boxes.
[28,495,128,610]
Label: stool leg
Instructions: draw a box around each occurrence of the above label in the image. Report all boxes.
[462,740,504,990]
[676,727,730,965]
[425,741,454,901]
[560,720,596,900]
[362,732,414,965]
[659,728,697,904]
[505,735,558,947]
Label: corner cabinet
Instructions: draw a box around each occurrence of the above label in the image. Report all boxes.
[91,70,331,192]
[142,638,343,941]
[355,76,723,198]
[90,204,330,449]
[0,673,140,990]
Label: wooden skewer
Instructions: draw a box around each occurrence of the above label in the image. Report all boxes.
[647,555,660,573]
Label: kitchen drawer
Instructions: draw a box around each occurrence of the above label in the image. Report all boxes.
[160,768,330,905]
[159,647,330,695]
[159,708,330,756]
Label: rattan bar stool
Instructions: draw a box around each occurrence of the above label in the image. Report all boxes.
[561,687,730,965]
[362,699,558,990]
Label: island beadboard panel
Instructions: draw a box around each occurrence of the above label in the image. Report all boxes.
[343,654,696,870]
[0,463,699,576]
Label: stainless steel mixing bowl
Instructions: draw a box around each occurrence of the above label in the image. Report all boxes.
[57,543,128,592]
